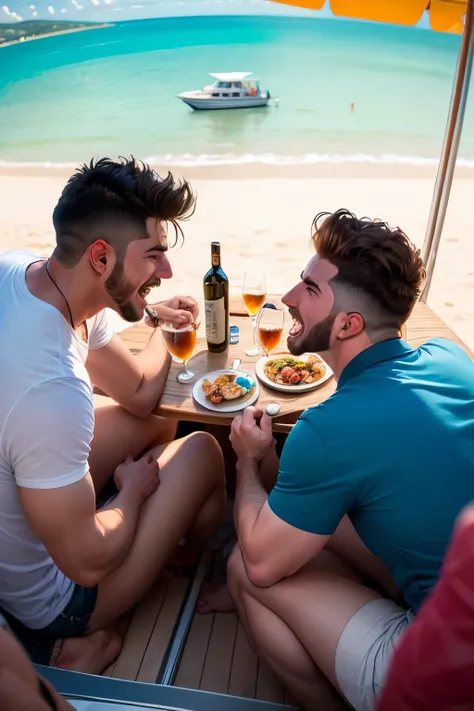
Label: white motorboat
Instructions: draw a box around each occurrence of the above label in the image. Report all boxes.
[177,72,271,110]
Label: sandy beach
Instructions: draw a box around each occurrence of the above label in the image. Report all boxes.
[0,24,113,49]
[1,163,473,350]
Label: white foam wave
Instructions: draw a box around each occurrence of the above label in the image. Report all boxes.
[1,153,474,169]
[0,161,78,168]
[144,152,474,168]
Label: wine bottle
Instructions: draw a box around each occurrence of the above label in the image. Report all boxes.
[203,242,229,353]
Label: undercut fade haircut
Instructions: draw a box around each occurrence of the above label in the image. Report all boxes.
[312,209,426,335]
[52,156,196,267]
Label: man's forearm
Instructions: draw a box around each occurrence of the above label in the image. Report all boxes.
[134,328,171,412]
[235,456,268,564]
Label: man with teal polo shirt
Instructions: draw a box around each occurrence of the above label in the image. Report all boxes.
[226,210,474,711]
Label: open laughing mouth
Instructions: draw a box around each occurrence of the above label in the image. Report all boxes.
[138,280,161,300]
[288,310,304,338]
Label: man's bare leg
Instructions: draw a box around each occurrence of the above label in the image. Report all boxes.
[86,431,226,629]
[89,394,178,495]
[228,544,381,710]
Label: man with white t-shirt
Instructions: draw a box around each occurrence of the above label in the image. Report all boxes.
[0,157,226,674]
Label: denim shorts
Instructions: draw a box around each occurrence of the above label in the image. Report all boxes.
[2,583,98,666]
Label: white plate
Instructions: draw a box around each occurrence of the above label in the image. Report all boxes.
[192,369,259,413]
[255,352,333,393]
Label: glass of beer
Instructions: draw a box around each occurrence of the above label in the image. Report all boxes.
[242,271,266,356]
[257,305,284,357]
[161,322,197,383]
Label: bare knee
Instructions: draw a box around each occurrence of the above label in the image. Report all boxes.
[183,431,225,482]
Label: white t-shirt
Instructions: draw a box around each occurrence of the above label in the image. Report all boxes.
[0,250,114,629]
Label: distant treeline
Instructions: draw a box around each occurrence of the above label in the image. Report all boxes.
[0,20,107,45]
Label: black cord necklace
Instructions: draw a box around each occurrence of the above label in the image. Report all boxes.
[44,259,75,329]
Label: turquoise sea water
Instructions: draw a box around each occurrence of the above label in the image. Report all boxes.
[0,15,473,167]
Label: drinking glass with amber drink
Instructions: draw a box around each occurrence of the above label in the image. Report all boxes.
[242,271,266,356]
[257,305,284,357]
[161,322,197,383]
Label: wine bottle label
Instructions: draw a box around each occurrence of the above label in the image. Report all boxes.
[205,297,226,344]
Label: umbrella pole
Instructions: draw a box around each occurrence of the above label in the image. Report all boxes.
[420,0,474,302]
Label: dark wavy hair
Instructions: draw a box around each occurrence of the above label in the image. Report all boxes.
[312,209,426,332]
[52,156,196,267]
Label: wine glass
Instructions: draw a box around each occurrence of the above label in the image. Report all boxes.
[257,305,285,357]
[161,322,197,383]
[242,271,266,356]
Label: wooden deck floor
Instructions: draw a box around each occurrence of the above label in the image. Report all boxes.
[175,607,301,706]
[102,561,298,705]
[102,576,323,707]
[103,572,189,683]
[173,555,298,705]
[103,559,347,709]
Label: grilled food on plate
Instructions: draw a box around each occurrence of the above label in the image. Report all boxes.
[264,354,326,386]
[202,373,255,405]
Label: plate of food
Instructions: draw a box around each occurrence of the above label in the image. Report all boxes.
[255,352,333,393]
[192,370,259,413]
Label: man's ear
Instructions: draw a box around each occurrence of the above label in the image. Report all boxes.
[336,312,365,340]
[89,240,112,275]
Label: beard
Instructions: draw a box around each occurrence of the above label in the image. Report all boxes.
[288,312,336,356]
[104,261,145,323]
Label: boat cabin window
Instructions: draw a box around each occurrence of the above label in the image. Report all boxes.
[232,92,239,97]
[216,81,231,88]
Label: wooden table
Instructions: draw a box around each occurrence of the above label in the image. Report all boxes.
[119,295,472,433]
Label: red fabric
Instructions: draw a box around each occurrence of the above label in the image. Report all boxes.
[377,508,474,711]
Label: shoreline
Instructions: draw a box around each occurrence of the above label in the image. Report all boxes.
[1,162,474,181]
[0,23,114,48]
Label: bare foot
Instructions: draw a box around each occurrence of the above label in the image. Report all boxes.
[50,627,122,675]
[197,583,236,614]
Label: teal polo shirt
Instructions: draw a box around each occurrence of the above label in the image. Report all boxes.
[268,338,474,613]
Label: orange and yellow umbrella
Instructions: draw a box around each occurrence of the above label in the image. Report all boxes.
[269,0,467,33]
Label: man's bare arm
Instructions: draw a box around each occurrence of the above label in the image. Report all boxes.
[230,408,328,588]
[86,330,170,418]
[87,295,199,418]
[18,455,159,587]
[235,456,328,587]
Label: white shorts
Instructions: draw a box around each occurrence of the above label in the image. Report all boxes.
[335,598,414,711]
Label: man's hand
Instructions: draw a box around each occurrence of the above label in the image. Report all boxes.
[230,407,274,464]
[114,452,160,503]
[145,296,199,330]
